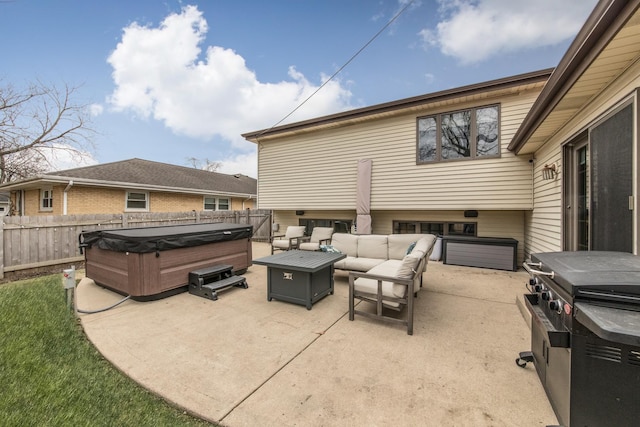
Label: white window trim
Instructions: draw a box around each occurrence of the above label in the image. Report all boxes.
[40,187,53,212]
[125,191,149,212]
[217,197,230,211]
[203,196,231,211]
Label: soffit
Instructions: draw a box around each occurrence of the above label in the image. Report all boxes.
[517,7,640,154]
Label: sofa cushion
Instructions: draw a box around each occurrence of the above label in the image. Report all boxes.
[354,260,404,307]
[331,233,359,257]
[396,253,421,279]
[357,235,388,259]
[387,234,427,260]
[347,257,386,272]
[299,242,320,251]
[413,235,437,255]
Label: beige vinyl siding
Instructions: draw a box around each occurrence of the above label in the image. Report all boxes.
[525,142,564,257]
[373,209,525,265]
[258,89,541,211]
[273,208,525,265]
[525,59,640,257]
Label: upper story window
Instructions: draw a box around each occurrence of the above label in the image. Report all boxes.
[204,197,230,211]
[40,188,53,211]
[126,191,148,211]
[417,104,500,163]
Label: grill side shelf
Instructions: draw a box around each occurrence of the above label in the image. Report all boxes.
[524,294,570,348]
[574,302,640,347]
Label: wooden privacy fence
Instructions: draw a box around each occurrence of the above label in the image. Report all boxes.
[0,209,272,279]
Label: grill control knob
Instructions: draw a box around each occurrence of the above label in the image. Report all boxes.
[549,300,563,312]
[533,283,544,293]
[541,290,552,301]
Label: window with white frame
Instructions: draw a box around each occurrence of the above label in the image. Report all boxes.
[40,188,53,211]
[126,191,148,211]
[203,197,230,211]
[217,198,230,210]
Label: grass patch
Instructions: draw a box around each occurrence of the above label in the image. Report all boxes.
[0,275,214,426]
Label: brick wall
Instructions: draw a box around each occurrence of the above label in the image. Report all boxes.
[18,185,256,215]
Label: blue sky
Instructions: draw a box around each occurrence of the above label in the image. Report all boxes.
[1,0,597,178]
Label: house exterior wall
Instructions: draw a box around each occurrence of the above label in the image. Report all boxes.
[274,209,526,264]
[16,185,255,216]
[258,89,540,212]
[261,86,543,266]
[525,60,640,258]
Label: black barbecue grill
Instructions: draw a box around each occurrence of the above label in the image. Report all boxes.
[517,251,640,427]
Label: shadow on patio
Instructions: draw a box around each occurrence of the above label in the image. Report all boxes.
[76,242,557,426]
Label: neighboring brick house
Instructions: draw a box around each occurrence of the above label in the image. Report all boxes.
[0,158,257,216]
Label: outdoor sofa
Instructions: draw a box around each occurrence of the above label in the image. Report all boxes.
[329,233,437,335]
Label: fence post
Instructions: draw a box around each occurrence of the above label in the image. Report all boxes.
[121,214,128,228]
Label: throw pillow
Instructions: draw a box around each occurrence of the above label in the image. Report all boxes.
[320,245,342,253]
[406,241,417,255]
[396,254,421,279]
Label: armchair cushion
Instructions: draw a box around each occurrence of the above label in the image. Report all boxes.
[299,227,334,251]
[271,226,306,253]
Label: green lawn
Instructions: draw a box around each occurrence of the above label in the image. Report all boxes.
[0,275,214,427]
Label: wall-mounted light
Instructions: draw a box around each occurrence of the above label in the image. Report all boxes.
[542,163,557,180]
[295,210,305,216]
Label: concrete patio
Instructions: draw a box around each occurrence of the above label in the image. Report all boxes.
[76,242,558,426]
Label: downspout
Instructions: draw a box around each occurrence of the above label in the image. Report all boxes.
[63,180,73,215]
[242,195,253,210]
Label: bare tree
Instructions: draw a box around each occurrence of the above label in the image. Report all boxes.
[0,80,95,183]
[185,157,221,172]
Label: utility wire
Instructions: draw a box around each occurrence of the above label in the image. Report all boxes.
[256,0,415,138]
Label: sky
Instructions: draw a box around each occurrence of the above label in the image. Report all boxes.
[1,0,598,178]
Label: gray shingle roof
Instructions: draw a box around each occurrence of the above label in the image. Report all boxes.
[46,158,256,195]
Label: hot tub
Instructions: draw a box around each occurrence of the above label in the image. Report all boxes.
[80,223,253,300]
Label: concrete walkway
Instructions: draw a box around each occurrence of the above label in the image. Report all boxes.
[76,242,557,426]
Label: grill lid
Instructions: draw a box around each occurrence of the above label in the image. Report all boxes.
[530,251,640,300]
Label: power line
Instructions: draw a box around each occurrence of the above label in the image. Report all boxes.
[257,0,415,138]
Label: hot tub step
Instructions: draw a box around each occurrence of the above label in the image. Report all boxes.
[190,275,248,301]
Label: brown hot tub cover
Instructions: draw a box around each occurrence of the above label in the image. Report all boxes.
[80,223,253,254]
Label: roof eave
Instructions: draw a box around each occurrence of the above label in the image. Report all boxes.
[242,68,553,142]
[0,175,256,198]
[508,0,640,154]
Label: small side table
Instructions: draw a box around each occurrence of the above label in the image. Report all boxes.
[253,250,346,309]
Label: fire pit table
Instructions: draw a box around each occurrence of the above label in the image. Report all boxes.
[253,250,346,309]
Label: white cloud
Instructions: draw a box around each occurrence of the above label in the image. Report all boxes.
[421,0,597,64]
[107,5,354,154]
[41,143,99,172]
[213,151,258,178]
[89,103,104,117]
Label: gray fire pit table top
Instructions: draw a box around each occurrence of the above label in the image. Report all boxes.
[253,250,346,272]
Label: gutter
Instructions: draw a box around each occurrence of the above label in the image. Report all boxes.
[0,175,256,199]
[242,195,254,210]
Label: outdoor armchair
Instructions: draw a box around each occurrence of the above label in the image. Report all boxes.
[271,225,306,254]
[298,227,334,251]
